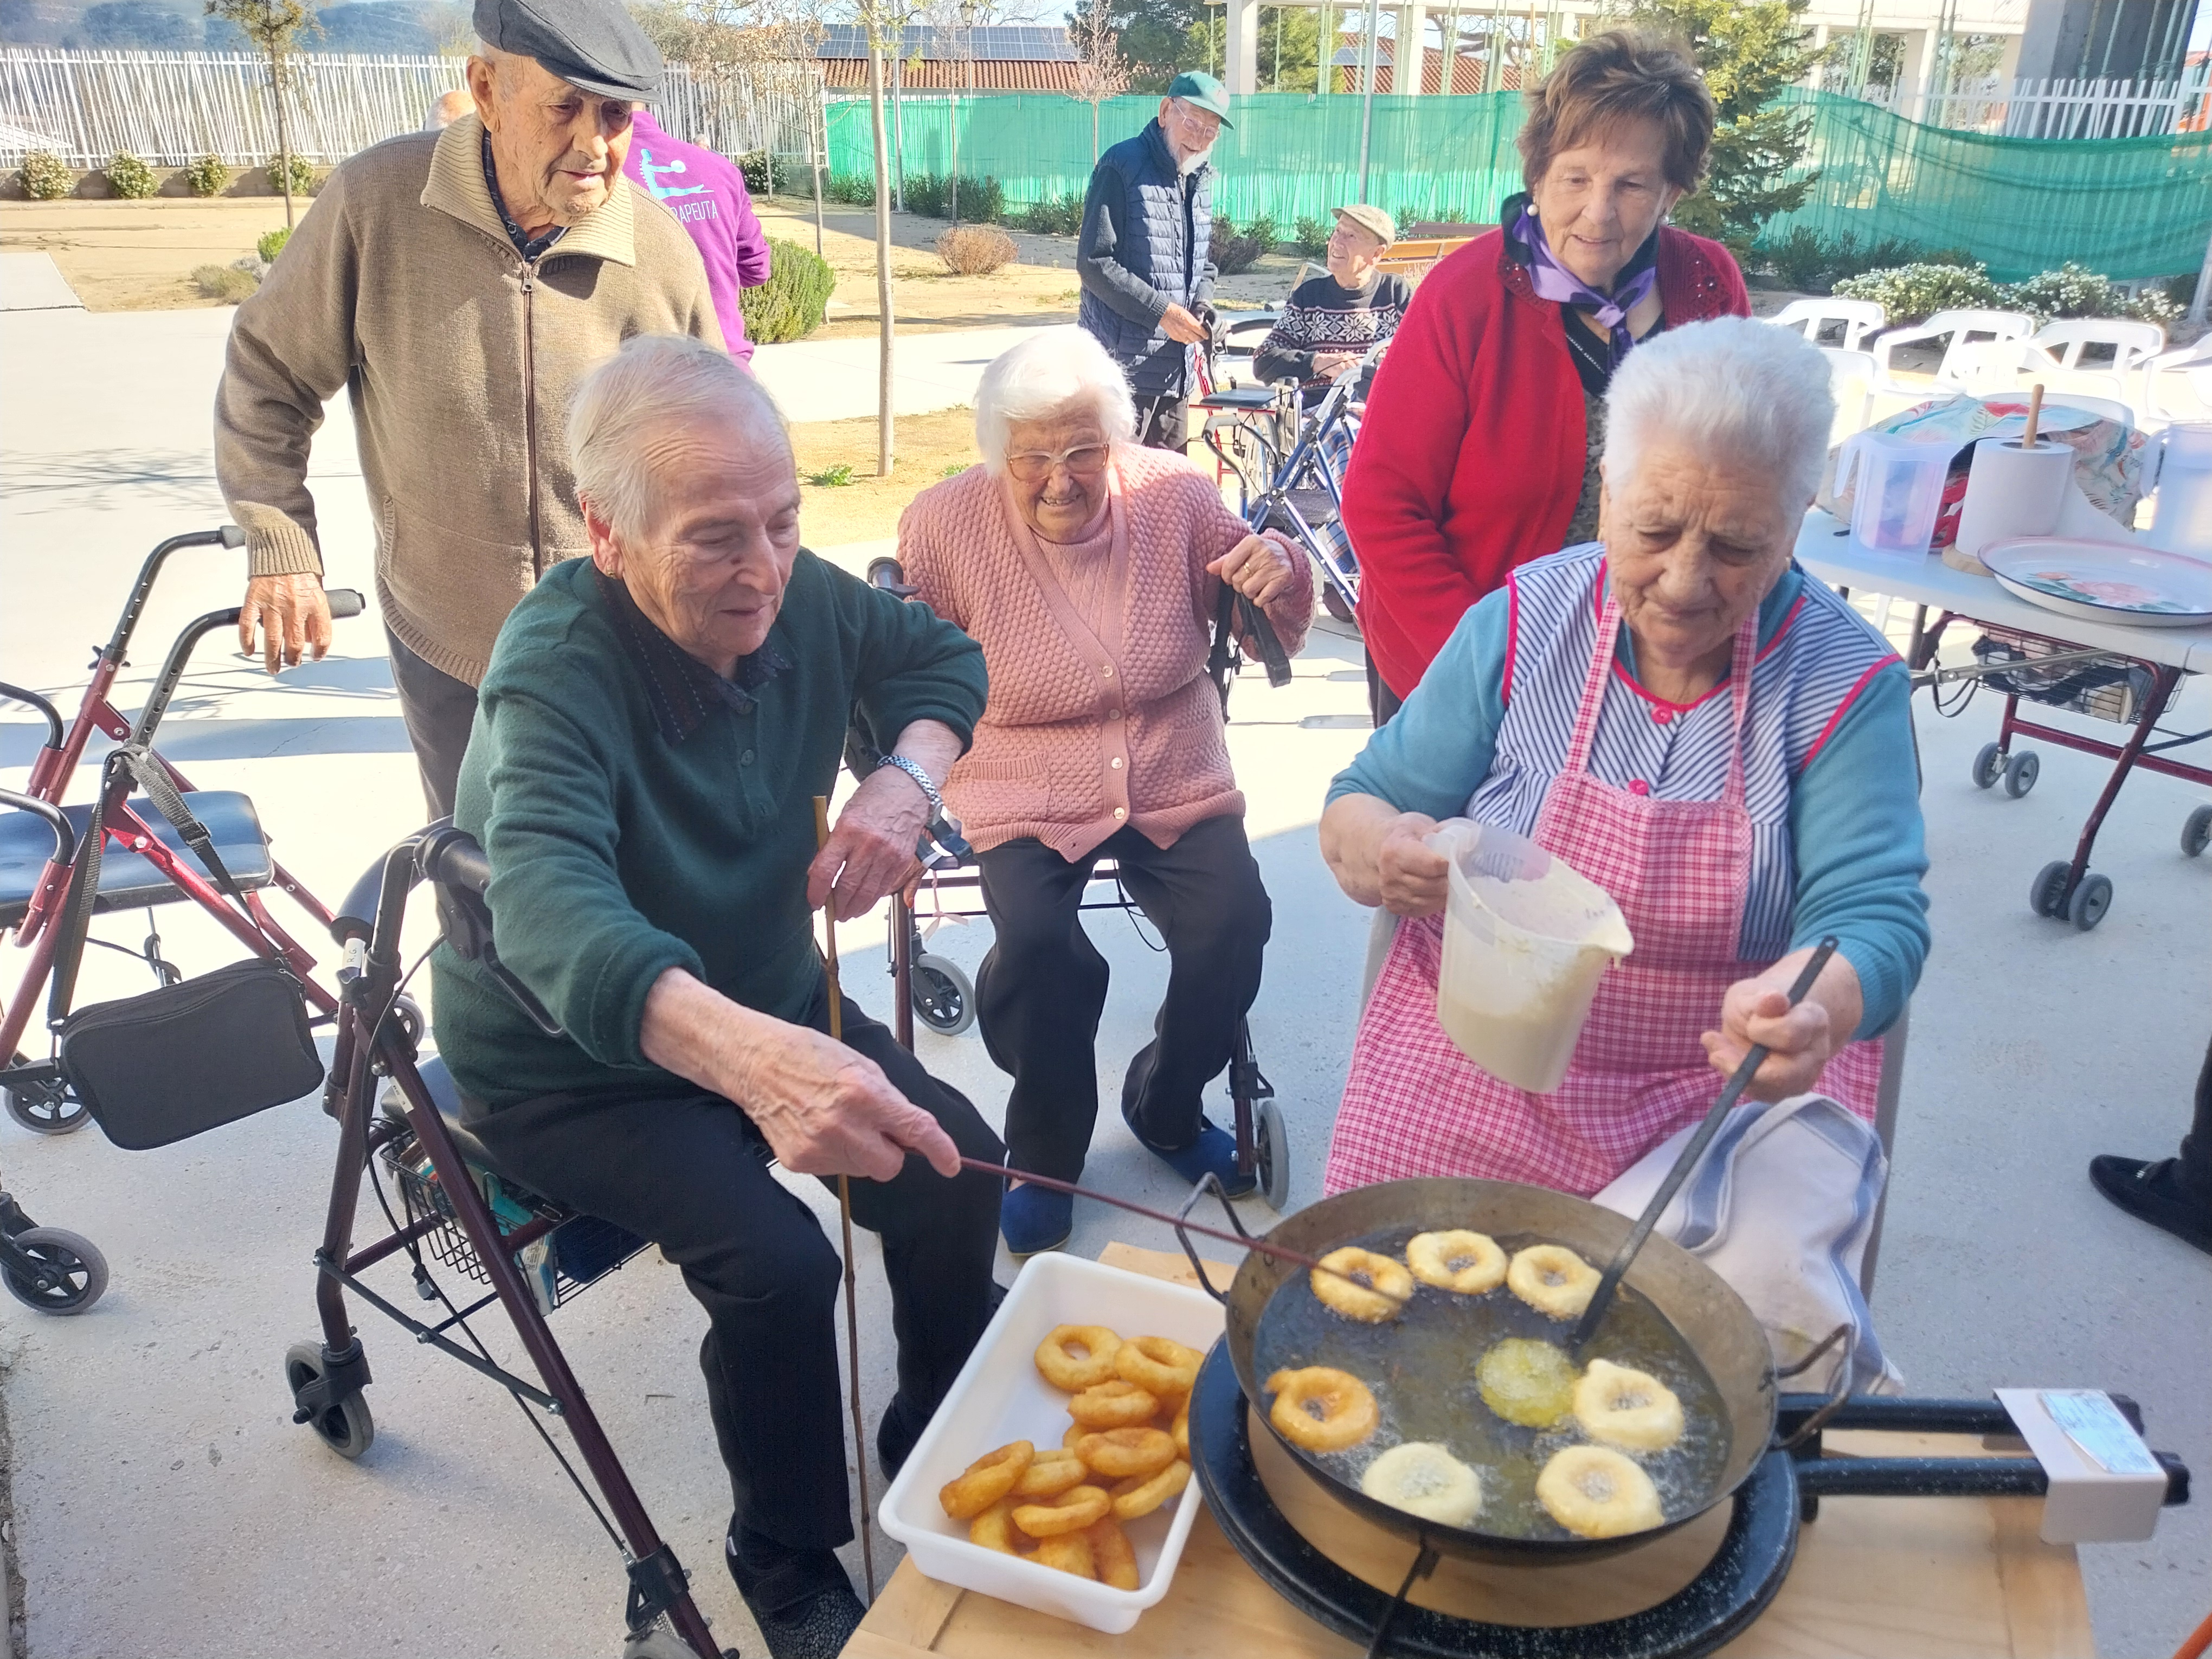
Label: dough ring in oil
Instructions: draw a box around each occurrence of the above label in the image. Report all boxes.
[1572,1358,1684,1452]
[1311,1246,1414,1322]
[1405,1230,1507,1295]
[1507,1244,1600,1321]
[1265,1366,1380,1452]
[1360,1442,1483,1528]
[1535,1445,1664,1539]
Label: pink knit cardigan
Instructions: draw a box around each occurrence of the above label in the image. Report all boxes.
[899,447,1314,859]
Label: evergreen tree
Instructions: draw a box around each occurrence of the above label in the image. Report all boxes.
[1106,0,1205,92]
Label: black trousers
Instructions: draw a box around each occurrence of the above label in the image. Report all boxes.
[1133,391,1190,452]
[1365,649,1404,728]
[974,814,1271,1182]
[2178,1031,2212,1205]
[468,992,1005,1551]
[387,626,479,822]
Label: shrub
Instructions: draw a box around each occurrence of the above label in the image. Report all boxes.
[183,153,230,197]
[737,236,834,344]
[902,171,1004,224]
[1755,229,1954,294]
[736,150,771,194]
[806,461,856,486]
[192,262,260,303]
[1293,215,1332,258]
[267,152,314,196]
[2005,261,2178,326]
[1016,194,1084,237]
[1833,261,2007,326]
[17,150,72,200]
[937,223,1016,276]
[105,151,158,199]
[1210,214,1277,276]
[257,226,292,263]
[824,171,874,207]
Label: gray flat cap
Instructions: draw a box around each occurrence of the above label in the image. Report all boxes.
[473,0,664,100]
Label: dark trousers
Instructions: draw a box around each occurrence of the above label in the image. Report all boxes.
[974,814,1270,1182]
[387,626,479,822]
[1365,649,1404,728]
[2179,1031,2212,1205]
[468,992,1005,1551]
[1133,392,1189,452]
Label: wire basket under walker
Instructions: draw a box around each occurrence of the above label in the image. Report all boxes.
[381,1129,651,1313]
[1970,627,2167,725]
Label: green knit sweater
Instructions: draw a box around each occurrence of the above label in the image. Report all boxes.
[432,554,986,1111]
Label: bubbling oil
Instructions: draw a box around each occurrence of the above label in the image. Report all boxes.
[1252,1224,1731,1542]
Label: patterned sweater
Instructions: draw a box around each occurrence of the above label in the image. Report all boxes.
[899,446,1314,859]
[1253,271,1413,400]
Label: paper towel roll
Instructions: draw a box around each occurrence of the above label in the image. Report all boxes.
[1950,438,2075,572]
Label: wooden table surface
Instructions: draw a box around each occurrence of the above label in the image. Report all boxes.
[844,1244,2094,1659]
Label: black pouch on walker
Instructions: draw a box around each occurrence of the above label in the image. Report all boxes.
[47,749,324,1149]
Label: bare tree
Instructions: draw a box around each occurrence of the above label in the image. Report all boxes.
[1064,0,1129,160]
[855,0,901,473]
[205,0,313,228]
[633,0,823,190]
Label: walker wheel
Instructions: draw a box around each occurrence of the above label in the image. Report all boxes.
[2029,859,2072,919]
[2002,750,2040,799]
[286,1341,376,1459]
[2184,804,2212,859]
[2067,872,2113,932]
[1971,742,2004,790]
[619,1626,712,1659]
[1321,584,1356,626]
[1255,1097,1292,1211]
[911,953,976,1036]
[4,1075,90,1135]
[3,1227,108,1314]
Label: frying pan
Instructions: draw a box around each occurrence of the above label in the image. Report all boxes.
[1191,1176,1778,1566]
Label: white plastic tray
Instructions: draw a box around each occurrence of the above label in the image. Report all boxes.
[877,1251,1226,1634]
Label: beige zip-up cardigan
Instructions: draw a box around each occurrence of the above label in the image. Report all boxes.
[213,113,722,686]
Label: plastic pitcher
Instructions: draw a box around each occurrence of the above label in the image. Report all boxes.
[2147,422,2212,557]
[1427,820,1635,1095]
[1835,429,1951,561]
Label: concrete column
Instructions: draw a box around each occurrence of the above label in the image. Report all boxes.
[1896,27,1937,118]
[1399,3,1429,92]
[1319,1,1333,94]
[1225,0,1261,94]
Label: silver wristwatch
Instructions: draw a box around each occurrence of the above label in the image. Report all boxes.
[877,753,943,816]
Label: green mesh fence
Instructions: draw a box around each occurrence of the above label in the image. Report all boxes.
[825,88,2212,282]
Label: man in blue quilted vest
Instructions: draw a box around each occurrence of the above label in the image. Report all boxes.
[1075,70,1227,449]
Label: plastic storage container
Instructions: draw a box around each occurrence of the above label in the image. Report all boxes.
[1430,819,1634,1095]
[1835,429,1951,562]
[877,1251,1224,1634]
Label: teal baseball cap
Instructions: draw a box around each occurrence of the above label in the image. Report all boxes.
[1167,70,1233,127]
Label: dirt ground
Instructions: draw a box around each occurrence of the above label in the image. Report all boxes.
[790,404,982,546]
[0,196,295,310]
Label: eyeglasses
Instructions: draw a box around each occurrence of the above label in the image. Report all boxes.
[1006,445,1111,483]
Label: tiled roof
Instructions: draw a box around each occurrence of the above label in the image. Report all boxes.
[821,58,1084,90]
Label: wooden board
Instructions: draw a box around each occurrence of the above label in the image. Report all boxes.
[845,1245,2094,1659]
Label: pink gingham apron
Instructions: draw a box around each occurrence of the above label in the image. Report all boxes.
[1325,592,1883,1198]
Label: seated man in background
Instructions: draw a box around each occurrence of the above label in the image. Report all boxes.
[432,334,1003,1659]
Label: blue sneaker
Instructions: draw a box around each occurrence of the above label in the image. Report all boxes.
[1143,1117,1258,1198]
[1001,1182,1073,1255]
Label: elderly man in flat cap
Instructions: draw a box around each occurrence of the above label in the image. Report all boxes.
[214,0,721,818]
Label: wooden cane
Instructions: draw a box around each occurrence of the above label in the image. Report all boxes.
[814,795,877,1602]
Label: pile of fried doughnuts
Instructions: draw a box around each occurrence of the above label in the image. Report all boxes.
[935,1323,1204,1587]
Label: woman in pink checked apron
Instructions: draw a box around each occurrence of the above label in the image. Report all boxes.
[1319,318,1930,1204]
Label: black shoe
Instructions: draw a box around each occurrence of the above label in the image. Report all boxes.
[2088,1155,2212,1256]
[724,1520,865,1659]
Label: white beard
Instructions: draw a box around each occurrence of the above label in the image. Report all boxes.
[1178,144,1213,176]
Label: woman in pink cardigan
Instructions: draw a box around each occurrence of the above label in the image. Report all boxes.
[901,328,1314,1253]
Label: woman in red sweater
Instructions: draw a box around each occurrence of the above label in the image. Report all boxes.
[1343,29,1751,722]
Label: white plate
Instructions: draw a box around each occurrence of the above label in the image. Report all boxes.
[877,1252,1225,1634]
[1980,537,2212,628]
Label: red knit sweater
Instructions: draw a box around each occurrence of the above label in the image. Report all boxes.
[1343,225,1750,699]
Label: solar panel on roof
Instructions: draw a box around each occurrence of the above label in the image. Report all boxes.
[816,22,1073,60]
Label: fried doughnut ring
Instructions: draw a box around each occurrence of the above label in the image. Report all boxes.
[1476,1337,1578,1429]
[1265,1366,1380,1452]
[1063,1422,1089,1451]
[1013,1483,1112,1538]
[1311,1246,1414,1322]
[969,1496,1021,1554]
[1535,1445,1663,1538]
[1076,1426,1176,1480]
[1084,1515,1141,1591]
[940,1440,1034,1519]
[1170,1397,1189,1459]
[1068,1379,1161,1428]
[1024,1532,1097,1579]
[1360,1442,1483,1528]
[1572,1359,1685,1452]
[1109,1458,1191,1520]
[1405,1230,1508,1295]
[1036,1324,1123,1391]
[1507,1244,1600,1321]
[1114,1335,1202,1399]
[1012,1448,1089,1498]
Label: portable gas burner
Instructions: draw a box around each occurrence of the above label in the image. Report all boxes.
[1188,1345,2190,1659]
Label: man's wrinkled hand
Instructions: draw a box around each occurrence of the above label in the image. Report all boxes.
[1160,303,1209,345]
[1378,811,1448,916]
[740,1025,960,1180]
[1209,534,1296,608]
[808,764,931,922]
[240,574,333,674]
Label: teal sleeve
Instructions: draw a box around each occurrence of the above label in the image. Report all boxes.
[1787,661,1930,1039]
[473,685,704,1071]
[835,558,989,756]
[1326,586,1512,816]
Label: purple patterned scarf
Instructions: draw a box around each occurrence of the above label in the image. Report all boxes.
[1509,204,1660,368]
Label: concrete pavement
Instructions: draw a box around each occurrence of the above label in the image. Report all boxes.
[2,301,2210,1659]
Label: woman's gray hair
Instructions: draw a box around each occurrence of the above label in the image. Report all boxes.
[569,333,788,542]
[973,326,1138,474]
[1604,317,1836,513]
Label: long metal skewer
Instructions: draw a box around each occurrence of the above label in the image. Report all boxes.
[814,796,877,1602]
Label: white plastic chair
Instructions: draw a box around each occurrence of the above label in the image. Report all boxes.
[2147,334,2212,420]
[1769,297,1888,352]
[2028,319,2166,408]
[1822,346,1879,434]
[1870,308,2036,398]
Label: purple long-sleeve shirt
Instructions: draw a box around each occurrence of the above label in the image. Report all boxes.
[623,110,773,362]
